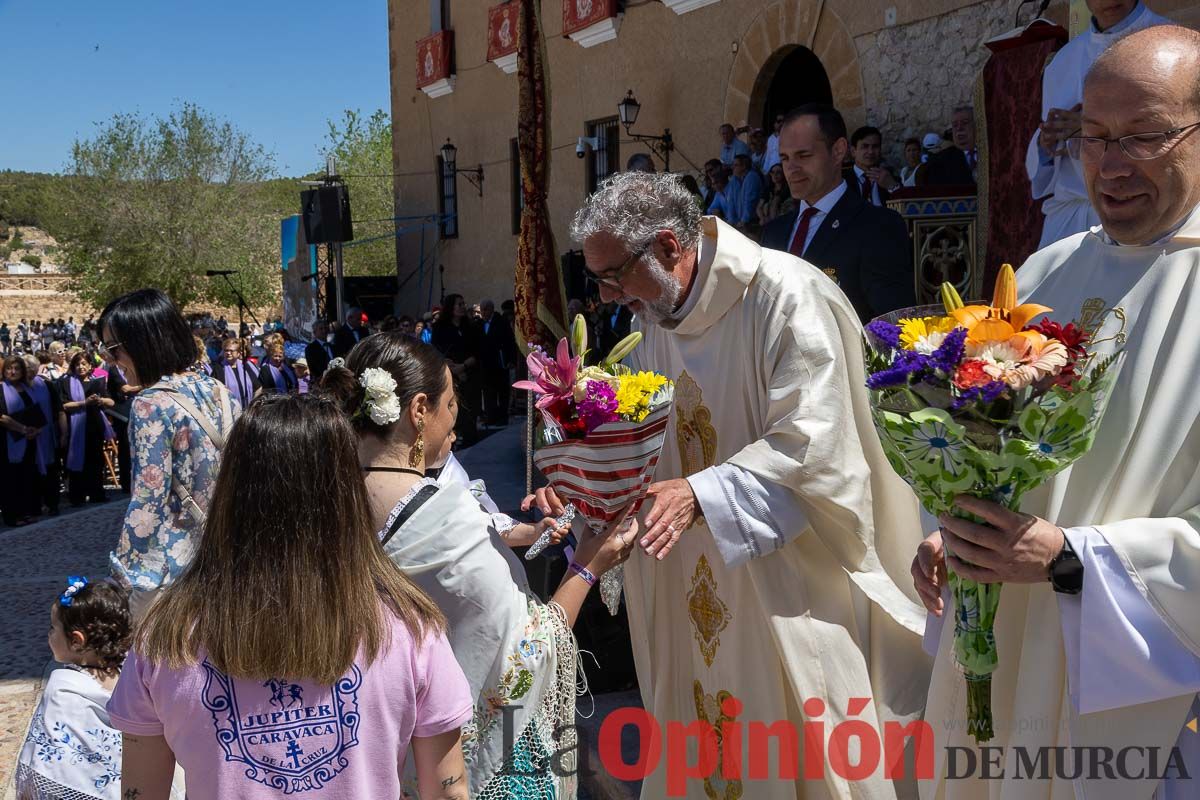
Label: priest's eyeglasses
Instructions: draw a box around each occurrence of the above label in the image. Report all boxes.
[1065,121,1200,161]
[586,237,654,290]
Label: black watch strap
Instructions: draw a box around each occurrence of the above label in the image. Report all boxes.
[1049,533,1084,595]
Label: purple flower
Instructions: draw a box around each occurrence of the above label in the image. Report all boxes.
[929,326,967,373]
[950,380,1008,410]
[577,379,619,432]
[867,349,932,389]
[865,319,902,351]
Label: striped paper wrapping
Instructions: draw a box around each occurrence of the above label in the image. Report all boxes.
[531,398,673,613]
[533,401,671,523]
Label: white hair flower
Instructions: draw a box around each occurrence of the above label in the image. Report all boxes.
[359,367,402,425]
[329,357,346,371]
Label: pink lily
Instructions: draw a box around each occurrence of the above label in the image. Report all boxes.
[513,338,580,414]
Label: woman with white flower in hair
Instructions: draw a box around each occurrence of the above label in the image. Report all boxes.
[320,332,634,799]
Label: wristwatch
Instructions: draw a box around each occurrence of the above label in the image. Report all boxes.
[1048,533,1084,595]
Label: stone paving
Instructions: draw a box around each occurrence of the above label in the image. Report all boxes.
[0,500,128,798]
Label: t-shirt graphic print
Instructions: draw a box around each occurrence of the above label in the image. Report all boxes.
[200,660,362,794]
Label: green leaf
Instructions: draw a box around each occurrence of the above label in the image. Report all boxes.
[510,670,534,700]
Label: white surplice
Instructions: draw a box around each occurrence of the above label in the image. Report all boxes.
[921,204,1200,800]
[625,217,931,799]
[1024,2,1169,248]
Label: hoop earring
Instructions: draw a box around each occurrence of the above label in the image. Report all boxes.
[409,419,425,469]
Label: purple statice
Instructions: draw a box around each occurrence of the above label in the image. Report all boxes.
[867,349,932,389]
[929,326,968,373]
[578,379,620,433]
[865,319,902,350]
[950,380,1008,410]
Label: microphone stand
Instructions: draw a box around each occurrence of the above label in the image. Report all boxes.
[219,273,260,337]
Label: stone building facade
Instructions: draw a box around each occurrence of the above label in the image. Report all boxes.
[386,0,1197,312]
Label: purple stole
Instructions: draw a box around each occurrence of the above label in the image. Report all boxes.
[2,380,29,465]
[264,363,296,393]
[298,377,310,395]
[221,360,255,407]
[28,377,56,474]
[65,377,113,472]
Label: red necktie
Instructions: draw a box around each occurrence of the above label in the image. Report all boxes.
[788,206,820,257]
[861,176,873,201]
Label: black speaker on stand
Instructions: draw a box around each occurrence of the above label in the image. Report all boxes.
[301,185,354,244]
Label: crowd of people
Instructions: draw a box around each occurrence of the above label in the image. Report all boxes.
[677,105,976,241]
[10,10,1200,800]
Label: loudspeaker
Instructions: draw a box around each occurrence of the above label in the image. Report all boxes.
[301,185,354,244]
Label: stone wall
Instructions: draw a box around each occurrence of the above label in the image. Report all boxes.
[854,0,1023,166]
[0,276,277,329]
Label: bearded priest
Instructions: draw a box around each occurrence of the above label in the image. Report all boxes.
[566,171,931,798]
[914,26,1200,800]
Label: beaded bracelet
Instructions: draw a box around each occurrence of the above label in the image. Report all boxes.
[568,561,597,586]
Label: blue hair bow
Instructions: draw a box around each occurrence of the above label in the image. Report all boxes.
[59,576,88,607]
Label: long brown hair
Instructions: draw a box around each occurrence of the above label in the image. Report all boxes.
[137,393,444,683]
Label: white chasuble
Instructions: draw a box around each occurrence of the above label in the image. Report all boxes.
[921,207,1200,800]
[624,217,931,799]
[1024,2,1169,248]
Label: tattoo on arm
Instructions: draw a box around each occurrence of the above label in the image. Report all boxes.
[123,790,142,800]
[440,774,462,789]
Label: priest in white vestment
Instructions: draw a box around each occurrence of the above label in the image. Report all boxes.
[917,26,1200,800]
[568,172,931,799]
[1026,0,1168,248]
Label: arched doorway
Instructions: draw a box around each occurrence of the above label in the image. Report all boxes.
[752,45,833,131]
[723,1,865,135]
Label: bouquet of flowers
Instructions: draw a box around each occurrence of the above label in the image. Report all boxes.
[515,315,674,614]
[864,264,1122,742]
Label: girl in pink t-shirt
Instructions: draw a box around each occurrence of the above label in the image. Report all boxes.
[108,394,473,800]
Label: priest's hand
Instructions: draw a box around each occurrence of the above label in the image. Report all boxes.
[1039,104,1082,156]
[938,495,1065,584]
[640,478,698,560]
[912,529,947,616]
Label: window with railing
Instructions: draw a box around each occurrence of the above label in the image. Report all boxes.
[585,116,620,195]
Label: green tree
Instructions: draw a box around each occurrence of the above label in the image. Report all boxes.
[21,254,41,269]
[54,104,288,309]
[323,109,395,276]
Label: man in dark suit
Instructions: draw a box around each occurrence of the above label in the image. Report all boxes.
[845,125,897,207]
[478,299,517,426]
[919,106,978,188]
[332,308,369,357]
[304,319,336,380]
[761,104,914,323]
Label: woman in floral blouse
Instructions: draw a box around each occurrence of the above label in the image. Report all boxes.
[100,290,237,620]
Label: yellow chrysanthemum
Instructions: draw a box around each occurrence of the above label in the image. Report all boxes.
[615,371,668,422]
[899,316,959,353]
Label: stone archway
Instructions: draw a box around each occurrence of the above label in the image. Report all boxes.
[724,0,864,131]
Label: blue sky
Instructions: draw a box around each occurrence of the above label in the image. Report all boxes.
[0,0,391,176]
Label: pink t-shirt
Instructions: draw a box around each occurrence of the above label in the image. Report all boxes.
[108,616,472,799]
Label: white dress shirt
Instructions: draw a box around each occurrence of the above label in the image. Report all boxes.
[787,179,847,256]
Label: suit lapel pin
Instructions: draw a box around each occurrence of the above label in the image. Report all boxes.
[831,220,840,230]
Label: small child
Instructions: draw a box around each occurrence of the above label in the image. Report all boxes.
[17,577,131,800]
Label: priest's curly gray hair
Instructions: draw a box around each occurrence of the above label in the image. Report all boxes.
[569,172,702,253]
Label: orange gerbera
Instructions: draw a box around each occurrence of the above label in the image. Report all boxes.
[949,264,1052,347]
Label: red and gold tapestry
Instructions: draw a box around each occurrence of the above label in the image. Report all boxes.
[514,0,568,351]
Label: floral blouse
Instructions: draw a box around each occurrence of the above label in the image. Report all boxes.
[110,371,238,591]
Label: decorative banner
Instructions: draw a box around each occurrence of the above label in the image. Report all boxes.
[514,0,568,351]
[280,215,318,339]
[561,0,617,38]
[415,30,453,89]
[487,3,518,62]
